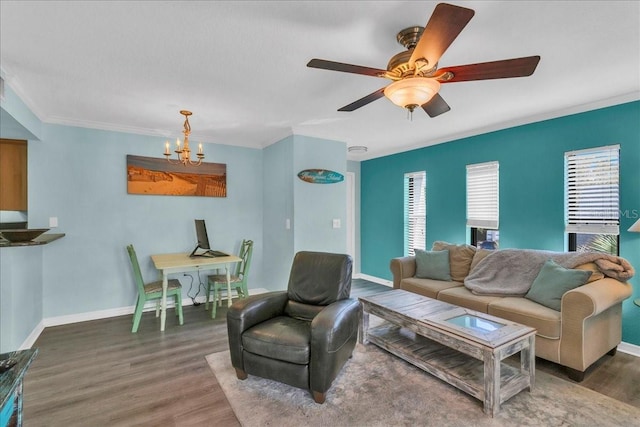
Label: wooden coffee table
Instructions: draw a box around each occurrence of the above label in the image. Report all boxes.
[359,289,536,416]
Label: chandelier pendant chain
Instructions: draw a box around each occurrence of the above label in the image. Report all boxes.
[164,110,204,166]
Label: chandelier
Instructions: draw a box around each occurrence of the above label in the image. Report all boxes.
[163,110,204,166]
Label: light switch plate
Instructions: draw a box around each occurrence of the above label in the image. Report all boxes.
[332,219,341,229]
[49,217,58,228]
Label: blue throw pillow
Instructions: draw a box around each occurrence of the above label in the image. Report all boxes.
[525,259,592,311]
[414,249,451,281]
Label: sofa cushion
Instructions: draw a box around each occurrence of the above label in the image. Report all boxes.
[400,278,462,299]
[574,262,605,283]
[432,241,477,282]
[488,297,562,339]
[525,259,592,311]
[437,286,503,314]
[469,248,493,273]
[415,249,451,281]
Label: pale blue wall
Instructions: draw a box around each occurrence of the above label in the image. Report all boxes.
[293,135,347,254]
[0,247,43,352]
[0,83,41,140]
[361,100,640,345]
[347,160,361,274]
[26,123,264,317]
[1,91,352,348]
[261,135,349,290]
[262,136,295,290]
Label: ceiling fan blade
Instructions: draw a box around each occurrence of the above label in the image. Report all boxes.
[422,93,451,118]
[307,59,387,78]
[409,3,475,68]
[338,88,386,112]
[437,56,541,82]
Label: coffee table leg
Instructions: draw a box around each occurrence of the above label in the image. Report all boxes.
[483,350,500,416]
[359,307,369,345]
[521,335,536,391]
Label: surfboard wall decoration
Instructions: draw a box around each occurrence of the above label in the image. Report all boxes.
[297,169,344,184]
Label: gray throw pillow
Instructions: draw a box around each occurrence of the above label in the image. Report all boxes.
[415,249,451,281]
[525,259,592,311]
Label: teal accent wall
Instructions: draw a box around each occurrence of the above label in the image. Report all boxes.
[361,101,640,345]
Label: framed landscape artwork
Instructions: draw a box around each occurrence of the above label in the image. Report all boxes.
[127,155,227,197]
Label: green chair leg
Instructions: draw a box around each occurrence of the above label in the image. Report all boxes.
[132,296,145,333]
[205,281,212,311]
[240,282,249,298]
[175,294,184,325]
[211,285,218,318]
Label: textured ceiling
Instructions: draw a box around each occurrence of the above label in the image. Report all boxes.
[1,1,638,160]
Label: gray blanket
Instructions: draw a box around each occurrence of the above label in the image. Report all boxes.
[464,249,635,296]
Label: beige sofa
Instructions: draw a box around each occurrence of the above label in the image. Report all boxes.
[390,242,633,381]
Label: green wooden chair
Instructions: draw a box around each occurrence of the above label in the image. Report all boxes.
[206,239,254,318]
[127,244,184,333]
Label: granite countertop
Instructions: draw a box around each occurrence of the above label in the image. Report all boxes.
[0,233,65,247]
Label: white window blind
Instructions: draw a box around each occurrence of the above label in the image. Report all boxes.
[404,171,426,256]
[565,145,619,234]
[466,161,499,229]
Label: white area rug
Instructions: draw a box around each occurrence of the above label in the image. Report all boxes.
[206,344,639,426]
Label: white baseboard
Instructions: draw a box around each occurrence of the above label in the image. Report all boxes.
[22,288,273,347]
[354,273,393,287]
[617,341,640,357]
[19,320,45,350]
[20,283,640,361]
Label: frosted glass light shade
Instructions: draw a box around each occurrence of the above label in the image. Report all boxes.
[628,219,640,232]
[384,77,440,109]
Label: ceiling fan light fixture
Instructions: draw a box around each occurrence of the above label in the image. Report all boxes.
[383,77,440,110]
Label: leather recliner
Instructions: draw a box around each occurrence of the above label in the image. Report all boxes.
[227,251,360,403]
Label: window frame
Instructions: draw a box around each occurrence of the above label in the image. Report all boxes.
[466,161,499,249]
[404,171,426,256]
[564,145,620,255]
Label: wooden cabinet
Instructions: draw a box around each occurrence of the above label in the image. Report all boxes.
[0,139,27,211]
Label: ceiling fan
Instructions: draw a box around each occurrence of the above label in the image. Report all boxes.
[307,2,540,118]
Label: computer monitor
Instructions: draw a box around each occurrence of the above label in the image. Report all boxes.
[190,219,211,257]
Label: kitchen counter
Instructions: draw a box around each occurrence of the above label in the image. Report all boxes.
[0,233,65,247]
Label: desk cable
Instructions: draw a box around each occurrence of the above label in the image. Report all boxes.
[184,271,207,306]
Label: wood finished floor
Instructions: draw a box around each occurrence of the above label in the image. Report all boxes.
[23,279,640,426]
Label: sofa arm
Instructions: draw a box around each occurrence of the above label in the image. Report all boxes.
[562,278,632,317]
[390,256,417,289]
[560,278,632,371]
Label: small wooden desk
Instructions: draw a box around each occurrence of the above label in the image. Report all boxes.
[151,252,241,331]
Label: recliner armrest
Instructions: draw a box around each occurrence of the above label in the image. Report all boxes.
[309,298,361,394]
[227,291,288,371]
[311,298,361,352]
[227,291,289,333]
